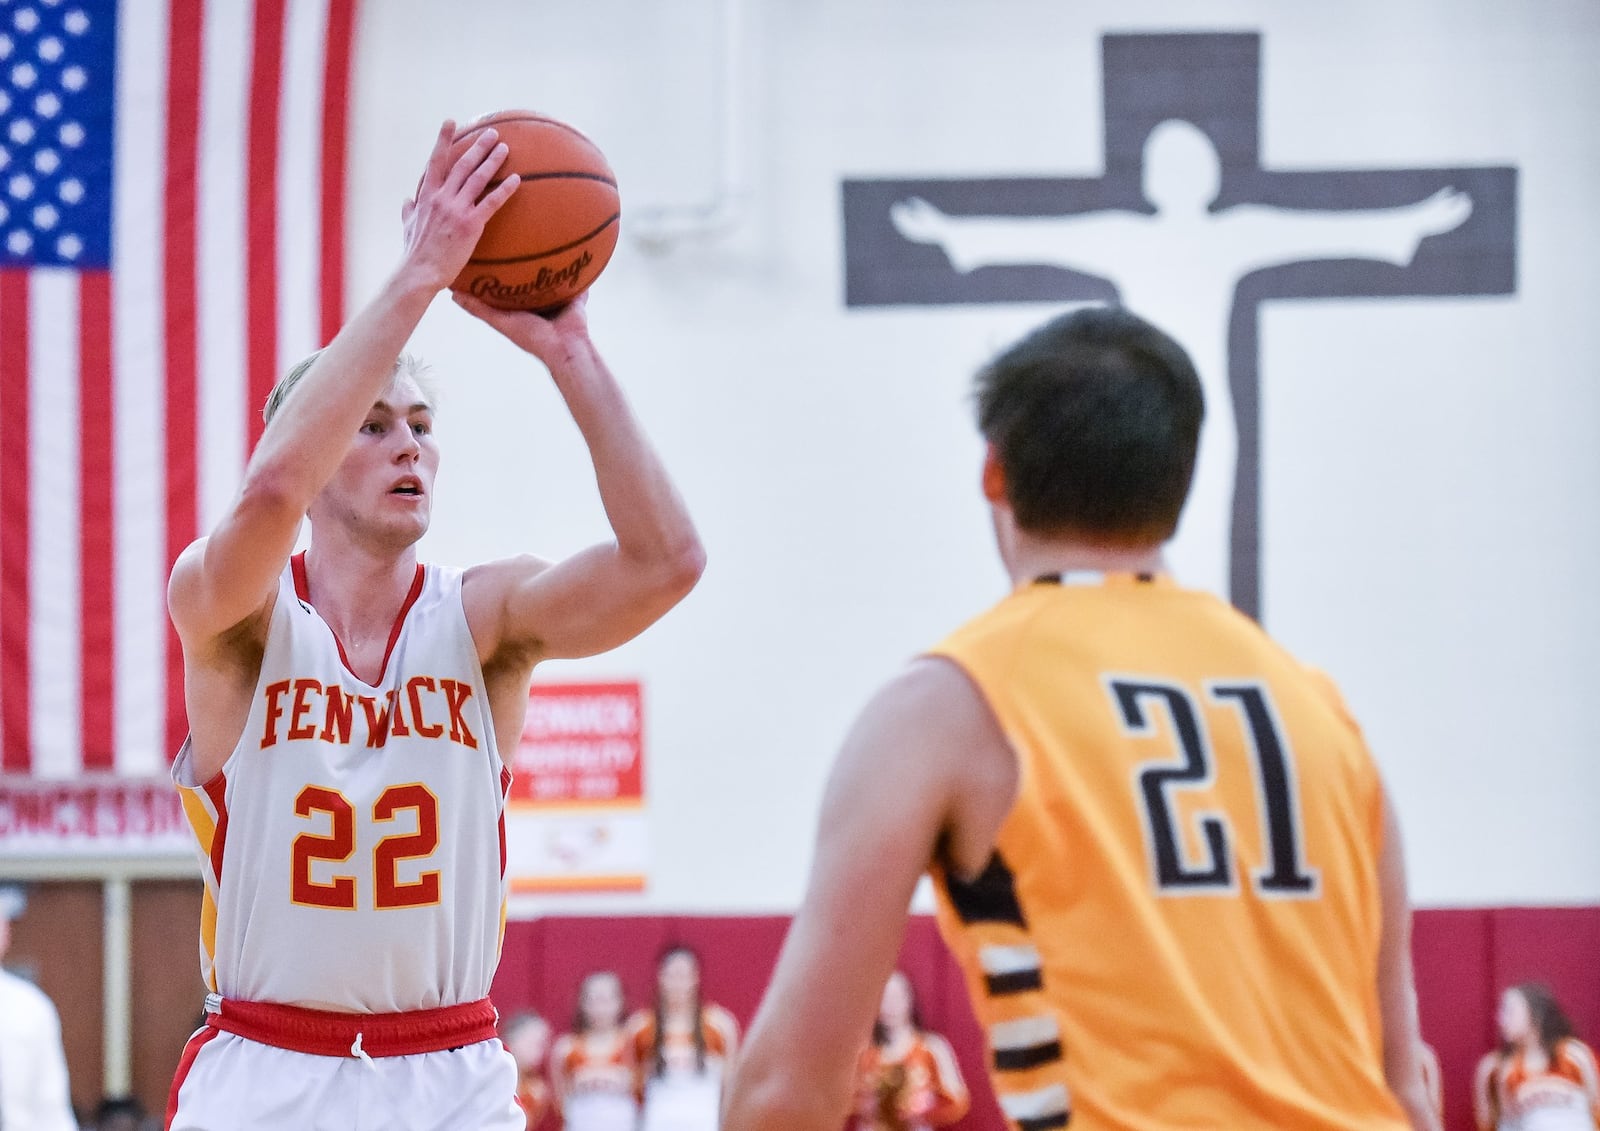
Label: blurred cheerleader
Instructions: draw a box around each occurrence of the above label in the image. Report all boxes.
[551,972,639,1131]
[629,945,741,1131]
[502,1011,555,1131]
[1473,983,1599,1131]
[853,971,969,1131]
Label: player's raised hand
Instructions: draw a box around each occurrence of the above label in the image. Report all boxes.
[400,120,520,291]
[452,290,592,370]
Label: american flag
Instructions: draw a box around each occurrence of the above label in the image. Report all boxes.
[0,0,356,778]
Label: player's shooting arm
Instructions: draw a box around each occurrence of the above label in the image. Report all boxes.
[455,294,705,663]
[168,123,515,646]
[723,659,1007,1131]
[1376,789,1444,1131]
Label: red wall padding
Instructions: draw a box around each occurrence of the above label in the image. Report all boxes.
[492,908,1600,1131]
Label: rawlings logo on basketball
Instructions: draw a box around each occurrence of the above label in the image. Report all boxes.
[469,251,593,303]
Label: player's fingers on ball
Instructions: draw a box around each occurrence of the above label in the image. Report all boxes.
[462,142,510,203]
[445,128,501,195]
[478,171,519,217]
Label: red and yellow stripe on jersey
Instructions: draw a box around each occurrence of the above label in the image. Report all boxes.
[176,770,230,992]
[929,572,1408,1131]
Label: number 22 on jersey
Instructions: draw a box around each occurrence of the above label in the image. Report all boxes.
[291,783,443,910]
[1106,678,1320,898]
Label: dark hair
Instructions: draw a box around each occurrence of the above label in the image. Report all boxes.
[93,1095,147,1125]
[651,944,707,1077]
[573,971,622,1036]
[975,306,1204,544]
[1504,982,1578,1061]
[870,972,926,1047]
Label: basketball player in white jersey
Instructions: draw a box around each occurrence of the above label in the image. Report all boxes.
[163,122,705,1131]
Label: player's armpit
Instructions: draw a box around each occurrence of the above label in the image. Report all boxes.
[723,660,1008,1131]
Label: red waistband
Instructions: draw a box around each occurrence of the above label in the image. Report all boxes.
[206,996,499,1059]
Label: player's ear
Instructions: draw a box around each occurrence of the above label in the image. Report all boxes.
[981,445,1007,504]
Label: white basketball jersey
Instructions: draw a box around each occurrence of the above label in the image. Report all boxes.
[173,555,510,1013]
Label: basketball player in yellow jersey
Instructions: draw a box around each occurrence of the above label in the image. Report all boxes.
[723,308,1439,1131]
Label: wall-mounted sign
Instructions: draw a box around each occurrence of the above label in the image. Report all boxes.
[503,681,648,894]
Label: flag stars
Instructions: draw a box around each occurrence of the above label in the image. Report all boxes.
[0,0,110,267]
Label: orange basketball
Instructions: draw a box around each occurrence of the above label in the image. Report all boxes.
[448,110,620,311]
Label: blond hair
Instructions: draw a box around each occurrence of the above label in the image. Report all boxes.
[262,351,438,424]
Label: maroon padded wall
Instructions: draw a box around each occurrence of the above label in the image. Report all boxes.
[493,908,1600,1131]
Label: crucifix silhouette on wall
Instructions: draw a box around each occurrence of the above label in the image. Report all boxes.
[843,32,1517,618]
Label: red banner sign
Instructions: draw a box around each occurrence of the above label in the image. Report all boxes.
[0,778,190,855]
[510,681,644,806]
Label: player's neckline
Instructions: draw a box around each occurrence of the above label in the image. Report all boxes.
[1033,570,1163,587]
[291,551,426,686]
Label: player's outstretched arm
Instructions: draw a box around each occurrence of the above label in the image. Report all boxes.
[722,658,1014,1131]
[168,121,517,650]
[1376,789,1444,1131]
[455,293,705,665]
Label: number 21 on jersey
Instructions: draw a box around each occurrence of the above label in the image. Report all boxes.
[1105,677,1320,898]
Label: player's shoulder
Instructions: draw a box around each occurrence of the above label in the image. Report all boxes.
[931,586,1047,656]
[462,554,554,591]
[856,657,1011,780]
[460,554,554,648]
[623,1008,653,1039]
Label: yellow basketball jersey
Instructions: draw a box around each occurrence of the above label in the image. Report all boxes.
[929,572,1407,1131]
